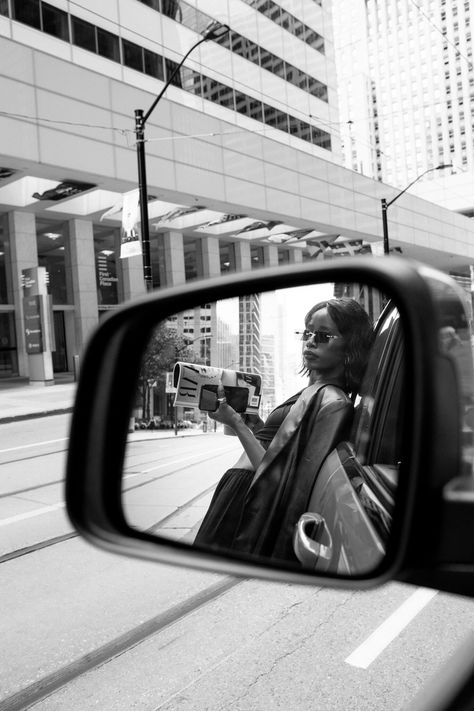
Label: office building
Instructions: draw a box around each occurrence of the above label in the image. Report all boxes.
[0,0,340,383]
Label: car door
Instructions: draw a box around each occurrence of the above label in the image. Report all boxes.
[293,303,403,574]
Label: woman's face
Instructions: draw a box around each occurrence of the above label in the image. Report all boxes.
[302,307,346,379]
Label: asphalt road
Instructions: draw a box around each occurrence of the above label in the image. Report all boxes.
[1,415,474,710]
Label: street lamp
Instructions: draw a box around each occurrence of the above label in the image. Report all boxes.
[381,164,453,255]
[135,20,230,291]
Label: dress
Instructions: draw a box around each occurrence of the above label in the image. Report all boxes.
[194,384,353,562]
[194,393,299,549]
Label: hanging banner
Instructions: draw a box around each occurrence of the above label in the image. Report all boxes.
[120,189,142,258]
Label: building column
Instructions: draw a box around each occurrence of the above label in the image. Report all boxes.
[288,249,303,264]
[8,211,38,378]
[263,244,279,268]
[119,254,147,301]
[162,230,185,285]
[235,241,251,272]
[68,220,99,363]
[201,236,221,278]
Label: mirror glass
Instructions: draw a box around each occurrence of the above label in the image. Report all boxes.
[122,282,404,575]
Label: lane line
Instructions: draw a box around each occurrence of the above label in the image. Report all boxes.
[345,587,438,669]
[1,447,233,527]
[0,503,65,527]
[0,438,68,454]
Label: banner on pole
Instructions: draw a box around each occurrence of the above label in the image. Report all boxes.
[120,189,142,258]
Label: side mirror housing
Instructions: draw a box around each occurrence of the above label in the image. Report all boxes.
[65,258,474,594]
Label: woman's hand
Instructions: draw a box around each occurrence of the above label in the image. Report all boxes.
[208,383,242,429]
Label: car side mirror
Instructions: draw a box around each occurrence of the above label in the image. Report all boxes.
[65,258,474,594]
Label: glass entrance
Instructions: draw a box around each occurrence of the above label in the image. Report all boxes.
[0,312,18,377]
[52,311,68,372]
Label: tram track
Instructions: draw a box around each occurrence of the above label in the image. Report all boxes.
[0,447,232,564]
[0,575,243,711]
[0,440,234,499]
[0,439,242,709]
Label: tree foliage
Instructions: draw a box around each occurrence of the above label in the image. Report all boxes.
[137,325,202,419]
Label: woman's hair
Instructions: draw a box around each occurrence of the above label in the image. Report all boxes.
[303,297,374,394]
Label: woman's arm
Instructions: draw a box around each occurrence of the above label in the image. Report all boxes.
[209,386,266,470]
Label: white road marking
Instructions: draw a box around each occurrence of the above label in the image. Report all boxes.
[1,446,235,527]
[0,502,65,527]
[345,587,438,669]
[124,446,236,476]
[0,438,68,454]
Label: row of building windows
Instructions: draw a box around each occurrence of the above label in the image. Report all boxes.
[241,0,324,50]
[2,0,331,150]
[138,0,327,99]
[5,0,327,102]
[138,0,323,52]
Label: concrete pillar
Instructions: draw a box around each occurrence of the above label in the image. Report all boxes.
[162,231,185,285]
[68,219,99,359]
[235,241,252,273]
[289,249,304,264]
[263,244,279,268]
[120,254,147,301]
[201,236,221,278]
[8,211,38,378]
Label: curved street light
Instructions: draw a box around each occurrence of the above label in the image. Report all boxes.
[381,163,453,255]
[135,21,230,290]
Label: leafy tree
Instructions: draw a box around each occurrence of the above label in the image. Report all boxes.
[137,325,202,420]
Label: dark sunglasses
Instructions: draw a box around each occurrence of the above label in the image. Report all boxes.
[296,329,340,344]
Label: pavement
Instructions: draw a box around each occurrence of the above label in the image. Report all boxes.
[0,378,216,439]
[0,379,77,424]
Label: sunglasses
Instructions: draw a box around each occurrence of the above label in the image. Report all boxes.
[296,329,340,344]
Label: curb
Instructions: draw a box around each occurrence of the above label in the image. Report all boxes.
[0,407,74,425]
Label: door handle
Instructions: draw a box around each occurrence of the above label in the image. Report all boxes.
[293,512,333,571]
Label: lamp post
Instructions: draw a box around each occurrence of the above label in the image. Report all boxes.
[135,21,230,291]
[381,164,453,255]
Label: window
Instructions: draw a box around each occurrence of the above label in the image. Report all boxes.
[94,225,119,307]
[220,243,236,273]
[36,220,71,305]
[183,238,203,282]
[42,2,69,41]
[144,49,164,80]
[165,58,182,87]
[123,40,144,72]
[251,245,264,268]
[0,216,10,304]
[12,0,41,29]
[72,17,96,52]
[181,67,201,95]
[97,28,120,62]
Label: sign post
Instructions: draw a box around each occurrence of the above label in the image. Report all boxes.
[22,266,54,384]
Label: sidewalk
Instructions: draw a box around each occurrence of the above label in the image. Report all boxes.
[0,380,217,439]
[0,380,77,424]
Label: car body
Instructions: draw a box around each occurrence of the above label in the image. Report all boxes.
[294,302,401,573]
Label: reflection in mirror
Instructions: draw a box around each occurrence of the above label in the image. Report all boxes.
[123,282,404,576]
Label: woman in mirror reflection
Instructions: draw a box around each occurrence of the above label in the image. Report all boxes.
[194,298,374,563]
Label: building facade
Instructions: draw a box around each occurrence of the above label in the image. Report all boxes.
[1,0,474,387]
[0,0,340,382]
[335,0,474,216]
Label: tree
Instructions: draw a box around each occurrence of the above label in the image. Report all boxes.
[137,325,201,420]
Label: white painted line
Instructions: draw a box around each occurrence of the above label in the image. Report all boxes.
[0,502,65,527]
[345,587,438,669]
[0,438,68,454]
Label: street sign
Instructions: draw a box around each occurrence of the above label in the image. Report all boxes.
[23,295,44,354]
[165,371,177,393]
